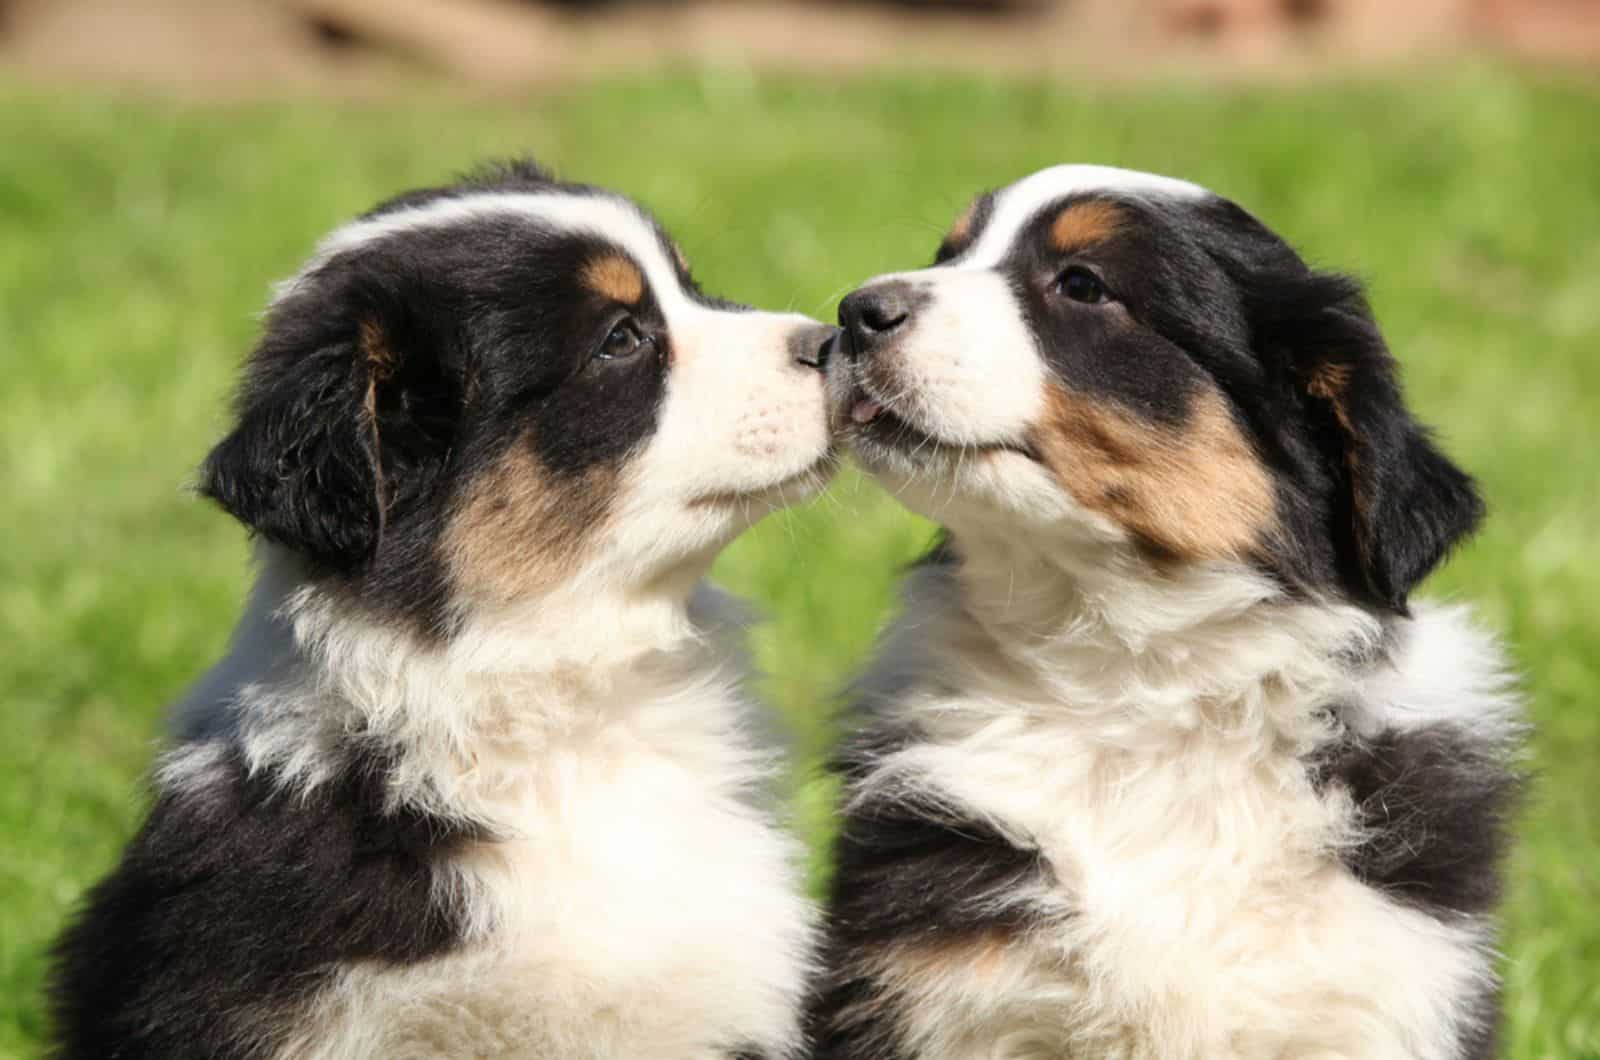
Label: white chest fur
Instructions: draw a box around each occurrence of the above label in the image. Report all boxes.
[860,597,1509,1060]
[172,567,816,1060]
[286,728,815,1060]
[886,717,1484,1059]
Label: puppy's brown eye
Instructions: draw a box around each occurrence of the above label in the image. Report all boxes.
[1055,266,1108,305]
[597,320,650,361]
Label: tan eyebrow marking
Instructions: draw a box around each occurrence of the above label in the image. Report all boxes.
[581,253,645,305]
[1049,200,1127,253]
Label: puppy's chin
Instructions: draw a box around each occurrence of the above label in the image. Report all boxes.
[873,449,1085,534]
[828,363,1059,523]
[686,449,839,516]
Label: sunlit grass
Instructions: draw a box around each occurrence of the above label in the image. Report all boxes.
[2,65,1596,1058]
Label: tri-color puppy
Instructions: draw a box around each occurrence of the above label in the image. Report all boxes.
[51,161,835,1060]
[811,165,1522,1060]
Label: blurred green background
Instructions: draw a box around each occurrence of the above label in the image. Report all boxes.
[2,63,1598,1058]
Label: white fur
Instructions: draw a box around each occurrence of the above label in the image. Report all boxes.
[158,189,829,1058]
[961,164,1207,270]
[835,162,1513,1059]
[635,305,836,535]
[166,549,815,1060]
[1352,603,1523,743]
[845,268,1046,453]
[281,189,835,561]
[278,193,685,317]
[851,552,1513,1060]
[835,166,1209,529]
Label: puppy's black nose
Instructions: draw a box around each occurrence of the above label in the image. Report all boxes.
[839,282,913,359]
[791,323,841,373]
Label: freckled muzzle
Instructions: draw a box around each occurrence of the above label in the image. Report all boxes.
[641,308,840,522]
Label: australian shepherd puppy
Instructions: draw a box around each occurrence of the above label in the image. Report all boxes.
[50,160,837,1060]
[810,165,1522,1060]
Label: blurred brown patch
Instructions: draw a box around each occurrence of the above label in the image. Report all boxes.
[2,0,1595,96]
[1474,0,1600,64]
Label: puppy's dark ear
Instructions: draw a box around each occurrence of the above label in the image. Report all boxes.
[1270,284,1482,612]
[1308,329,1482,612]
[1202,200,1482,611]
[200,311,394,572]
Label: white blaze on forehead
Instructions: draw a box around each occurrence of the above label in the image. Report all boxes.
[272,191,695,317]
[962,164,1210,269]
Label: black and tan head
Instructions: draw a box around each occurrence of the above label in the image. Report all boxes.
[830,164,1480,613]
[200,160,837,635]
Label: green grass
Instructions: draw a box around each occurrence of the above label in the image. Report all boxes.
[2,64,1597,1058]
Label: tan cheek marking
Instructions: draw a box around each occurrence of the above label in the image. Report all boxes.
[581,253,645,305]
[1050,200,1126,253]
[1035,385,1277,561]
[443,442,614,603]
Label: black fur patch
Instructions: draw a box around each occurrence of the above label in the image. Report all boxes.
[825,171,1505,1058]
[367,158,728,311]
[808,738,1054,1060]
[807,968,914,1060]
[200,160,684,635]
[49,748,479,1060]
[962,188,1482,610]
[1313,721,1522,918]
[827,791,1049,944]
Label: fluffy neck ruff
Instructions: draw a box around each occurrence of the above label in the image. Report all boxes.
[169,547,757,829]
[887,531,1385,759]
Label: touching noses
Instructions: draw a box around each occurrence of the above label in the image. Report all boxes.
[791,322,842,373]
[838,281,915,360]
